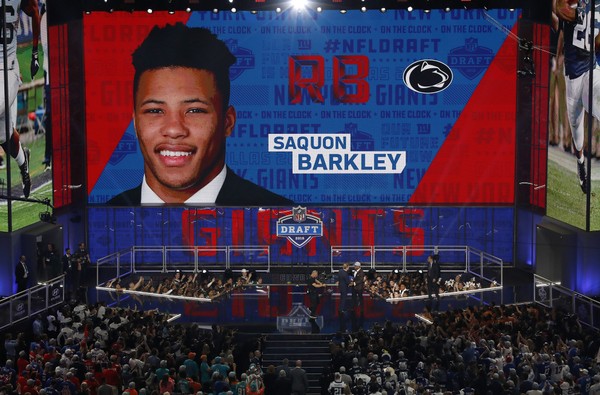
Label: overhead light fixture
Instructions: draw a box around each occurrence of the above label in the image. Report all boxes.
[292,0,308,11]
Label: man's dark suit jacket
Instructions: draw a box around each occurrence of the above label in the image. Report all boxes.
[353,268,365,292]
[427,259,441,281]
[338,267,351,295]
[15,262,27,283]
[107,167,293,206]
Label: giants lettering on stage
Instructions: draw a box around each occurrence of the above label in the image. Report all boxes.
[88,207,514,264]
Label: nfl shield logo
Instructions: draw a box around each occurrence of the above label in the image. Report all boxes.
[465,38,478,52]
[277,207,323,248]
[293,207,306,223]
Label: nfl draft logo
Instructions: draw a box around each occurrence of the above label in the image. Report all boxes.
[109,133,137,165]
[225,39,255,81]
[277,207,323,248]
[447,38,493,80]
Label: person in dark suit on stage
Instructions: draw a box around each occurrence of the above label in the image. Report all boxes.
[427,254,441,310]
[337,263,352,314]
[307,270,325,318]
[15,255,30,293]
[351,261,365,331]
[107,23,291,206]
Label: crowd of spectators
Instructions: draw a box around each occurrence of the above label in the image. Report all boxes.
[364,271,492,301]
[104,269,263,300]
[0,302,268,395]
[4,282,600,395]
[327,303,600,394]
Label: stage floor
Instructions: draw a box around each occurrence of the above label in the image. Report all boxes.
[95,284,504,333]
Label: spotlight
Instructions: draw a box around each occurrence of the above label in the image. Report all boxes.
[229,0,233,2]
[168,10,175,14]
[276,7,282,12]
[231,7,237,12]
[213,8,219,12]
[186,7,192,12]
[407,6,413,12]
[445,7,450,11]
[361,6,366,12]
[380,7,386,12]
[316,6,322,12]
[147,8,153,13]
[292,0,308,11]
[251,10,258,13]
[340,9,347,13]
[424,9,430,13]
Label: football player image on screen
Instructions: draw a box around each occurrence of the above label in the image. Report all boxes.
[0,0,40,199]
[107,23,292,206]
[552,0,600,194]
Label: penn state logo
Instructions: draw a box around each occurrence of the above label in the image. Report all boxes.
[403,59,453,94]
[108,132,137,166]
[225,39,255,81]
[277,207,323,248]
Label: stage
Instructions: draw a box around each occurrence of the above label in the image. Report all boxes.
[96,283,504,333]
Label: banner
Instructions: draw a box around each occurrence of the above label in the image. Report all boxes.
[84,9,519,205]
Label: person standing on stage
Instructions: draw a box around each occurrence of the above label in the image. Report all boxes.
[337,263,352,314]
[15,255,30,293]
[351,262,365,320]
[307,270,325,318]
[427,254,441,310]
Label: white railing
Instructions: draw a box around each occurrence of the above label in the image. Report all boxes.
[0,275,66,330]
[534,274,600,330]
[96,245,271,287]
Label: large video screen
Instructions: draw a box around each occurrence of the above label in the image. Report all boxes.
[546,2,600,230]
[0,3,52,231]
[84,9,519,206]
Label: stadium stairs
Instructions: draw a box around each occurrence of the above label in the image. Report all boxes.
[261,333,332,395]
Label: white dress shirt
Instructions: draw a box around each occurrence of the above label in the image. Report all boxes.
[140,165,227,204]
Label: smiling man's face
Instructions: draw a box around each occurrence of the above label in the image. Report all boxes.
[134,66,235,202]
